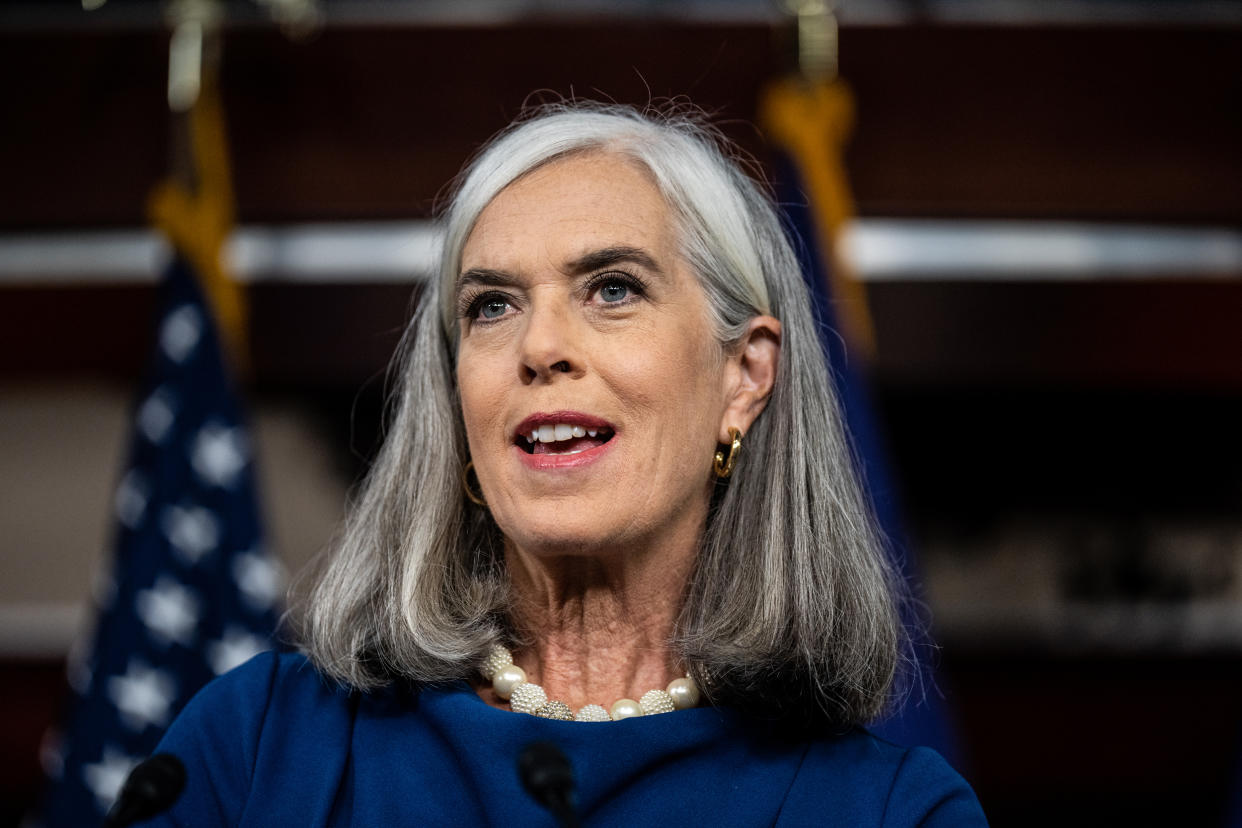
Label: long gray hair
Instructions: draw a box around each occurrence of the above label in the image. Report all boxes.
[297,101,905,726]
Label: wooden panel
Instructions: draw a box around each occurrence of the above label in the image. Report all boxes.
[0,285,155,378]
[0,22,778,228]
[0,23,1236,227]
[247,281,415,385]
[0,282,413,385]
[0,660,68,828]
[945,653,1242,826]
[868,279,1242,390]
[843,25,1242,221]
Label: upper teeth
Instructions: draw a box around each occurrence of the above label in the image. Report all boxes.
[525,424,599,443]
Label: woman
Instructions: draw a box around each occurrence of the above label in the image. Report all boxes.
[150,102,986,825]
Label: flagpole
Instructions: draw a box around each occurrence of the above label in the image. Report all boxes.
[767,0,877,358]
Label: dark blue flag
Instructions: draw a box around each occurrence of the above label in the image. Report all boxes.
[34,255,282,825]
[761,74,961,765]
[772,151,960,763]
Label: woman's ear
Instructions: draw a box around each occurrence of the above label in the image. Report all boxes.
[719,315,781,443]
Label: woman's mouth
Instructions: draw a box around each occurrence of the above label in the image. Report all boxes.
[517,423,615,455]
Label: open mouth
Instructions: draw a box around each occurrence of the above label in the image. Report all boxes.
[516,423,616,455]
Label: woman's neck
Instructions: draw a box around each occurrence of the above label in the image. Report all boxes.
[485,534,698,712]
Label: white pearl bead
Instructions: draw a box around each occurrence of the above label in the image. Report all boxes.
[574,704,610,722]
[609,698,643,720]
[480,644,514,681]
[492,664,526,700]
[510,682,548,715]
[639,689,675,715]
[666,677,700,710]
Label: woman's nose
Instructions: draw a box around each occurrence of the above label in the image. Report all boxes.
[517,302,581,384]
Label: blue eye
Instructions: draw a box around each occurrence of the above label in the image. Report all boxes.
[479,299,509,319]
[598,282,630,303]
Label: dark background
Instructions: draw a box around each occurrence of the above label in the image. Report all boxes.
[2,3,1241,825]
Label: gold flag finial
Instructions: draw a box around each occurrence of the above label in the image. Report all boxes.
[783,0,839,82]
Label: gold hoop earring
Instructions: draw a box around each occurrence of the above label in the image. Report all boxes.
[714,427,743,479]
[462,461,487,506]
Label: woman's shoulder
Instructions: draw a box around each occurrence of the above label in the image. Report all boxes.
[164,650,361,772]
[149,651,357,826]
[175,650,344,722]
[781,728,988,827]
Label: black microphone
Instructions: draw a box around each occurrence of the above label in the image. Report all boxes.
[103,753,186,828]
[518,741,580,828]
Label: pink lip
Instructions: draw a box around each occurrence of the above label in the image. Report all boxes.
[512,410,617,471]
[514,440,614,470]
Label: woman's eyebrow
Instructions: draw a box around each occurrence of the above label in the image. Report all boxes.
[567,245,663,276]
[456,246,663,294]
[456,267,521,294]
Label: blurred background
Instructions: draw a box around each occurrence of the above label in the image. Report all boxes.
[2,0,1241,825]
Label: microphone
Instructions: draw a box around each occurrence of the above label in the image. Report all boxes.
[103,753,186,828]
[518,741,580,828]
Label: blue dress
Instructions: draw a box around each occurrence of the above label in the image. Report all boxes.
[145,652,986,826]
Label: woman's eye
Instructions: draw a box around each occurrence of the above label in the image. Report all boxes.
[597,282,630,303]
[478,299,510,319]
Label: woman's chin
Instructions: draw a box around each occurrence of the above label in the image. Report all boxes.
[507,532,616,559]
[497,518,637,562]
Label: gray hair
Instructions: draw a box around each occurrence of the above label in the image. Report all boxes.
[297,101,904,726]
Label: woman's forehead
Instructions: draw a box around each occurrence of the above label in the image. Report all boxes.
[484,152,663,220]
[461,152,676,269]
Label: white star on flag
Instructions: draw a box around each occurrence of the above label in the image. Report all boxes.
[83,747,140,811]
[191,421,249,489]
[135,577,201,646]
[107,660,176,732]
[208,626,269,676]
[137,387,177,445]
[113,470,150,530]
[161,504,220,564]
[159,304,203,363]
[233,551,284,611]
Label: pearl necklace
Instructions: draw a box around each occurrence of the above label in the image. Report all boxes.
[480,644,701,722]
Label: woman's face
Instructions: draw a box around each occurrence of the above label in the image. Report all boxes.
[455,152,732,559]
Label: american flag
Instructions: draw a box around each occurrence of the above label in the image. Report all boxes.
[33,254,283,825]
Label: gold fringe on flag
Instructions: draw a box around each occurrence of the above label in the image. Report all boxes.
[760,74,876,360]
[147,73,248,369]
